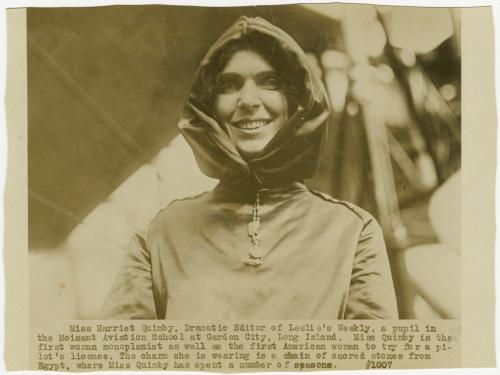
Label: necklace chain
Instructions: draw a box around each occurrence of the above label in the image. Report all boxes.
[244,189,267,266]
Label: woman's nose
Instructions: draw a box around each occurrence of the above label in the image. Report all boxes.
[237,79,260,109]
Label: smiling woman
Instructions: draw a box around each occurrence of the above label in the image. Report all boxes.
[101,16,398,320]
[214,50,289,159]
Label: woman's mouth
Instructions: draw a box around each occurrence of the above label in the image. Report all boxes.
[231,120,271,130]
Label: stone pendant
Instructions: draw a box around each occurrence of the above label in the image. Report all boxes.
[245,219,263,266]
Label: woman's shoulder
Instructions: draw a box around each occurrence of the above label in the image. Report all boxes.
[304,187,376,227]
[149,190,214,227]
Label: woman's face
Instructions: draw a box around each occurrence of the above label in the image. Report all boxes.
[214,50,289,159]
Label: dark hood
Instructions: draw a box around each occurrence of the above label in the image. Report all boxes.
[178,16,331,187]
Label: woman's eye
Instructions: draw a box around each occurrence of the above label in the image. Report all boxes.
[216,75,242,93]
[218,81,239,93]
[257,75,280,90]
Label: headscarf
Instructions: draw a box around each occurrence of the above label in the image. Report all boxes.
[179,16,331,187]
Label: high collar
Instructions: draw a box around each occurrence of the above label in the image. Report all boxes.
[212,180,308,203]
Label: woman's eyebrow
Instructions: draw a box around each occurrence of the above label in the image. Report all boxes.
[217,72,241,80]
[218,68,277,76]
[254,71,279,78]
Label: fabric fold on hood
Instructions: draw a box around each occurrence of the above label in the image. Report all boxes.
[178,16,331,187]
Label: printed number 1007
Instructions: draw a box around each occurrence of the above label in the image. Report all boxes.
[366,361,392,369]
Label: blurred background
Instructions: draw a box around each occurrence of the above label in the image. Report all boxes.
[28,4,461,324]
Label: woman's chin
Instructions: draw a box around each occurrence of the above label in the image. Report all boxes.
[235,141,269,160]
[229,126,281,160]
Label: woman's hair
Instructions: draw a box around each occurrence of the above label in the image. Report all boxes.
[194,30,307,116]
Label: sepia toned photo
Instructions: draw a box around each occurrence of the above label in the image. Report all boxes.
[3,1,496,371]
[28,4,460,323]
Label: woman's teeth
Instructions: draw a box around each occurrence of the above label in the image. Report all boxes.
[233,120,270,130]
